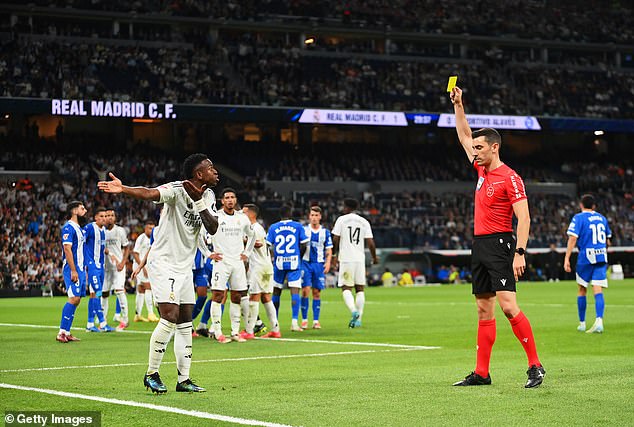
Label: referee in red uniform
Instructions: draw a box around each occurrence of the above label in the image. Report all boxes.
[450,86,545,388]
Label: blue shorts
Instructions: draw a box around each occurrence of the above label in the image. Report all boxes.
[86,263,104,296]
[576,262,608,288]
[63,265,86,298]
[302,261,325,290]
[193,266,211,288]
[273,268,302,289]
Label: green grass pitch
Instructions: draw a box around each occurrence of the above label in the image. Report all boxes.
[1,280,633,426]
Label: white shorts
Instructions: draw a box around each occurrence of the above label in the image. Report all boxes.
[337,261,366,287]
[104,268,126,292]
[211,259,248,292]
[147,259,194,305]
[136,268,150,284]
[248,263,274,295]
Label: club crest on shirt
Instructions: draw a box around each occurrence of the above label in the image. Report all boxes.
[486,184,495,197]
[476,176,485,191]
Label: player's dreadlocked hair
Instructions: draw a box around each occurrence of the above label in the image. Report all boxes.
[182,153,209,179]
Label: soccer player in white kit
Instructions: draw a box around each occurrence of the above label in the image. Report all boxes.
[98,153,219,394]
[240,203,281,339]
[332,198,378,328]
[132,219,156,322]
[208,188,255,343]
[103,208,131,328]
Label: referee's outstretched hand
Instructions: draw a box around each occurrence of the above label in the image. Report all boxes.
[183,179,205,201]
[97,172,123,193]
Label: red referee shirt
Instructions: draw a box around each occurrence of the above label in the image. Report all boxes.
[473,162,527,236]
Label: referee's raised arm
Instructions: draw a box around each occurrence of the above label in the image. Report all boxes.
[450,87,474,163]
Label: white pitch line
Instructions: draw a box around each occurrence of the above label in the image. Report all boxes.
[0,322,439,349]
[0,383,296,427]
[0,348,427,374]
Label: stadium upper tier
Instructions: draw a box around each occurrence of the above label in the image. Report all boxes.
[2,0,633,44]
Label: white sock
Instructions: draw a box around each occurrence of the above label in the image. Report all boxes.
[116,291,128,323]
[101,296,109,319]
[595,317,603,327]
[342,289,356,313]
[246,301,259,334]
[174,322,193,383]
[211,301,223,337]
[145,290,154,314]
[147,318,175,374]
[355,292,365,319]
[263,301,279,333]
[87,321,95,328]
[230,302,242,336]
[240,295,249,327]
[135,292,144,315]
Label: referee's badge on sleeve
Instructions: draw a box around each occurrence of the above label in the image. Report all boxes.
[476,176,485,191]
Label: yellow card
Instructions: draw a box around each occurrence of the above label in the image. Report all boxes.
[446,76,458,92]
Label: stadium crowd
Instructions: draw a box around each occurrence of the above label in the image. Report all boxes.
[2,147,630,290]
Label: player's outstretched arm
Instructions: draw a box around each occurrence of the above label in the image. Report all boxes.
[450,87,474,163]
[97,172,160,201]
[182,180,219,235]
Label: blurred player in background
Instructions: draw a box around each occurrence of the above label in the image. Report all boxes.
[103,208,131,329]
[132,219,156,322]
[98,153,219,394]
[301,205,332,330]
[191,234,213,334]
[83,206,115,332]
[564,194,612,333]
[241,203,280,339]
[332,198,378,329]
[450,86,545,388]
[56,201,87,343]
[208,188,255,343]
[267,204,309,332]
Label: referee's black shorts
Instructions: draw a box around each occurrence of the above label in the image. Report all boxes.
[471,232,517,295]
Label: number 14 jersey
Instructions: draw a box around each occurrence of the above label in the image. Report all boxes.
[332,213,373,263]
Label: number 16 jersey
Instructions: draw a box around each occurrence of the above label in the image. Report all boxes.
[332,212,373,263]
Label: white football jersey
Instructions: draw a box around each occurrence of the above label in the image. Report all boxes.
[248,222,273,270]
[132,232,151,271]
[105,224,129,270]
[148,181,217,272]
[332,212,373,263]
[211,209,254,261]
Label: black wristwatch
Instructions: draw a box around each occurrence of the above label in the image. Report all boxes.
[515,248,526,256]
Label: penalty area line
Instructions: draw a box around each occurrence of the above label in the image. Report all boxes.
[0,347,429,374]
[0,382,295,427]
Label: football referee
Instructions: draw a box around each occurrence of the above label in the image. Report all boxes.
[450,86,545,388]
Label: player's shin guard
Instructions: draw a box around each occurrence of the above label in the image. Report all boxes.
[211,301,223,337]
[291,293,300,320]
[136,291,144,315]
[577,295,587,322]
[148,318,175,374]
[230,302,241,337]
[192,296,207,320]
[115,291,128,323]
[174,322,193,383]
[355,292,365,319]
[246,301,259,334]
[300,296,309,321]
[263,301,280,332]
[199,299,212,328]
[595,293,605,319]
[475,319,496,377]
[60,302,77,332]
[313,298,321,321]
[342,289,356,313]
[101,295,109,319]
[509,311,541,367]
